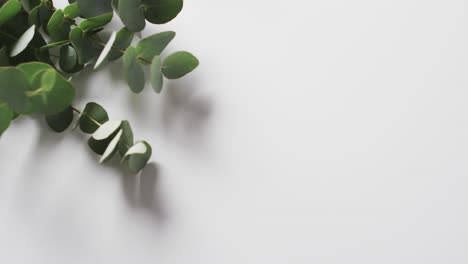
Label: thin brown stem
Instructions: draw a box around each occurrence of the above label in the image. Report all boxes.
[69,105,101,127]
[0,30,18,41]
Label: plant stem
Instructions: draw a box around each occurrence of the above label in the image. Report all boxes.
[69,105,101,127]
[87,34,153,64]
[0,30,18,40]
[69,105,131,150]
[43,1,154,65]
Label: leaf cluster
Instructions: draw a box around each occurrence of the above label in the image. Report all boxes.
[0,0,198,173]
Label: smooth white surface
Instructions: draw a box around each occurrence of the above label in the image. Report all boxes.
[1,0,468,263]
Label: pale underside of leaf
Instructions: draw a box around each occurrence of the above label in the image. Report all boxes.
[10,25,36,57]
[94,31,117,69]
[100,129,123,163]
[123,141,147,160]
[92,120,122,140]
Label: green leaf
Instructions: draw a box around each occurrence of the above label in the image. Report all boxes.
[10,25,36,57]
[0,67,31,113]
[123,46,145,93]
[0,46,9,66]
[118,0,145,32]
[88,135,113,155]
[100,129,123,163]
[107,27,134,61]
[45,107,74,133]
[0,0,22,27]
[27,69,76,115]
[63,2,80,19]
[142,0,183,24]
[69,26,96,64]
[17,61,53,86]
[38,4,54,30]
[39,40,70,52]
[92,120,122,140]
[94,31,116,69]
[150,55,163,93]
[59,45,83,73]
[118,120,133,156]
[28,5,40,26]
[79,102,109,134]
[79,12,113,32]
[47,9,72,42]
[162,51,199,79]
[19,0,41,12]
[135,31,175,64]
[77,0,112,18]
[0,101,13,135]
[123,141,152,173]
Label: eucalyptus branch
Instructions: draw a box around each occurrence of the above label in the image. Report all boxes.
[0,0,197,173]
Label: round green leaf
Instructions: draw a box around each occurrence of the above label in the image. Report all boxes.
[0,101,14,135]
[94,31,116,69]
[38,4,54,30]
[39,40,70,52]
[142,0,183,24]
[118,120,133,156]
[92,120,122,140]
[118,0,145,32]
[0,0,22,27]
[59,45,83,73]
[123,46,145,93]
[47,9,71,42]
[0,68,31,113]
[88,135,113,155]
[135,31,175,64]
[63,2,80,19]
[79,12,113,32]
[0,46,10,66]
[162,51,199,79]
[27,69,76,115]
[150,55,163,93]
[77,0,112,18]
[79,102,109,134]
[28,5,40,26]
[19,0,41,12]
[45,107,74,133]
[69,26,96,64]
[125,141,152,173]
[17,61,53,86]
[10,25,36,57]
[107,27,134,61]
[100,129,123,163]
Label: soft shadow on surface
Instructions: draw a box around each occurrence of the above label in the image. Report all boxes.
[159,77,213,147]
[118,162,167,223]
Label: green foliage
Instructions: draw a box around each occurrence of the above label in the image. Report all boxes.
[78,13,113,32]
[79,102,109,134]
[63,2,79,19]
[0,101,13,135]
[0,0,199,173]
[0,0,21,27]
[45,107,73,132]
[135,31,175,64]
[107,27,133,61]
[118,0,145,32]
[150,55,163,93]
[162,51,199,79]
[142,0,183,25]
[47,9,71,42]
[123,46,145,93]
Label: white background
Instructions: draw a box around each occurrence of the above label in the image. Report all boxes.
[1,0,468,263]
